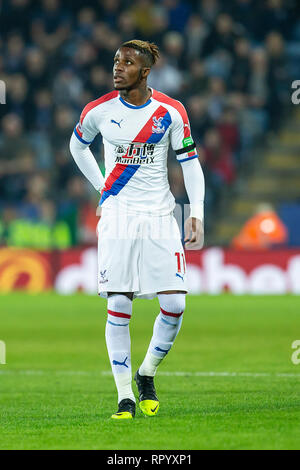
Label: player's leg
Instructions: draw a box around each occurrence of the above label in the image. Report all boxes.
[135,290,185,416]
[134,214,188,416]
[105,292,136,419]
[97,210,140,418]
[139,289,185,375]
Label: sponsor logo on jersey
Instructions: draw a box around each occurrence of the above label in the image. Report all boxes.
[114,142,156,164]
[182,136,193,147]
[182,136,197,158]
[176,272,184,281]
[111,118,123,128]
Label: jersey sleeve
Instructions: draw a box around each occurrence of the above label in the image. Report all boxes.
[73,104,99,145]
[170,103,198,163]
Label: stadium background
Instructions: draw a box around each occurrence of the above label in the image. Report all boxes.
[1,0,300,452]
[0,0,300,293]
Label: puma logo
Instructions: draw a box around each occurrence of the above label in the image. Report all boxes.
[112,356,129,368]
[154,346,170,354]
[111,119,123,128]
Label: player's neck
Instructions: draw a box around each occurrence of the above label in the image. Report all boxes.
[119,86,152,107]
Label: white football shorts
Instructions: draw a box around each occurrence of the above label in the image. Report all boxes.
[97,208,188,299]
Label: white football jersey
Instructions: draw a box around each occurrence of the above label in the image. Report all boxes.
[74,88,198,215]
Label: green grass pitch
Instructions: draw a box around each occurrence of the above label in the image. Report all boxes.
[1,293,300,450]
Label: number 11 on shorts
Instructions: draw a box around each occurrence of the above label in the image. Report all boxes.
[175,252,186,273]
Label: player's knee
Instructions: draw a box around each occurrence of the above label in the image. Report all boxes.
[158,293,186,316]
[107,293,133,318]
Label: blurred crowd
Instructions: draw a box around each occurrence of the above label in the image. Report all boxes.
[0,0,299,248]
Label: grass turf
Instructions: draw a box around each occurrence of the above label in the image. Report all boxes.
[0,293,300,450]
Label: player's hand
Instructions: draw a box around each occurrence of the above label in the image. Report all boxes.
[96,187,102,220]
[96,206,102,237]
[184,217,204,250]
[96,206,102,218]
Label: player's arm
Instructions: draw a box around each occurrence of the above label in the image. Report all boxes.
[170,105,205,250]
[69,107,105,193]
[181,158,205,250]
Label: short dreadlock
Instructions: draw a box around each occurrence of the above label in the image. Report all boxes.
[120,39,160,67]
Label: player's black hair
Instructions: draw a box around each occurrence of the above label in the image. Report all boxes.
[120,39,160,67]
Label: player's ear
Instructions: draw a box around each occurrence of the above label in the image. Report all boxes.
[141,67,151,79]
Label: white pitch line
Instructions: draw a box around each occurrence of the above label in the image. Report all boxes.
[0,370,300,378]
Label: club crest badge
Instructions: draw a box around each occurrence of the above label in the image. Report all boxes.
[152,116,165,134]
[99,269,108,284]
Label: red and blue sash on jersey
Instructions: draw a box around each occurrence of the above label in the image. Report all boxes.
[100,106,171,205]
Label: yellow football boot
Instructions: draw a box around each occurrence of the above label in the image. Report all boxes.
[111,398,136,419]
[134,370,159,417]
[139,399,159,417]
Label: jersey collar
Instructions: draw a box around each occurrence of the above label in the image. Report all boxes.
[118,89,153,109]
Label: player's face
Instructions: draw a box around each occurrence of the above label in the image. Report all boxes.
[113,47,148,90]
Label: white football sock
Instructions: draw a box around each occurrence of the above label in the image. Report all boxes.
[139,293,185,377]
[105,294,135,403]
